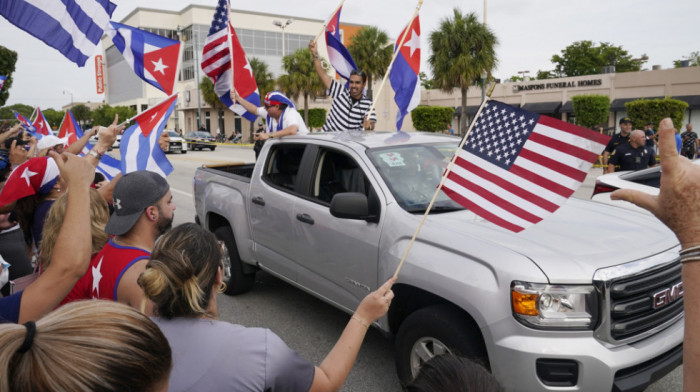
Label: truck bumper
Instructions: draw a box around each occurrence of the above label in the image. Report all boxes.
[486,316,683,391]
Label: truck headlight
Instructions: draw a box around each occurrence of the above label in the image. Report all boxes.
[511,281,598,330]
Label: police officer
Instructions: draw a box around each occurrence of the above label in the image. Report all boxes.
[607,129,657,172]
[602,117,633,173]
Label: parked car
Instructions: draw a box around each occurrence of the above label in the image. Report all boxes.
[185,131,216,151]
[89,131,122,149]
[591,159,700,213]
[165,130,187,154]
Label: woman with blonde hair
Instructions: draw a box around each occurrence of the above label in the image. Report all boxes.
[139,223,395,391]
[0,300,172,391]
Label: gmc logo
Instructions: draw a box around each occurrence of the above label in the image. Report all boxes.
[652,282,684,310]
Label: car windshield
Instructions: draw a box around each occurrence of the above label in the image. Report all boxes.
[366,142,464,213]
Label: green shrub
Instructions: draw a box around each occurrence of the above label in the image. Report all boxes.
[572,95,610,128]
[299,108,327,129]
[411,106,455,132]
[625,98,688,131]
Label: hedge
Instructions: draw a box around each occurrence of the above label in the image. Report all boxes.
[411,106,455,132]
[572,95,610,128]
[625,98,688,131]
[299,108,327,129]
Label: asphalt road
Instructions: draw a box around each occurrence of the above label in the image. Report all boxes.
[161,144,681,392]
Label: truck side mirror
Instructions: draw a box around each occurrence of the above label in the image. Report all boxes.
[330,192,376,222]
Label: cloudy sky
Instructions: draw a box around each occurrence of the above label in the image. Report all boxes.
[1,0,697,110]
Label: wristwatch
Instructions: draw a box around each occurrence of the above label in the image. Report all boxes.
[88,149,103,160]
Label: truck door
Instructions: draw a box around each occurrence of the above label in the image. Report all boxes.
[291,147,385,312]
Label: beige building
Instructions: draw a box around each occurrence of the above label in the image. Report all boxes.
[100,6,411,139]
[423,66,700,134]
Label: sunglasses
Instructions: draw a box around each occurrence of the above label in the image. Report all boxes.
[22,145,30,151]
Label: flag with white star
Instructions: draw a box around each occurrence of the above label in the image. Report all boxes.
[390,14,421,130]
[201,0,260,122]
[32,107,52,136]
[442,100,610,233]
[106,22,181,95]
[120,95,177,177]
[0,157,59,207]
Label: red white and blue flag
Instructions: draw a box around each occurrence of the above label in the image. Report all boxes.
[14,112,42,139]
[59,110,121,180]
[324,5,357,82]
[442,100,610,233]
[0,75,6,90]
[201,0,260,122]
[32,107,52,136]
[106,22,181,95]
[389,15,421,130]
[0,0,116,67]
[120,95,176,177]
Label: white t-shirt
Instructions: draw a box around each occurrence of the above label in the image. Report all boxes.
[256,107,309,135]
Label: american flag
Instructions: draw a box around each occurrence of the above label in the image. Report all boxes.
[201,0,230,82]
[442,100,610,233]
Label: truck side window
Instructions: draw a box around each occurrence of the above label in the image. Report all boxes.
[313,149,372,203]
[263,144,305,191]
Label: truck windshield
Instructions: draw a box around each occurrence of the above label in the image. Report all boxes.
[367,143,465,213]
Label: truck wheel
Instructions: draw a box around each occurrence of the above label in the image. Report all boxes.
[395,305,488,385]
[213,226,255,295]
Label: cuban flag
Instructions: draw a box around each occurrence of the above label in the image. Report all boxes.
[120,95,177,177]
[0,75,6,90]
[106,22,181,95]
[0,0,116,67]
[390,15,421,130]
[32,107,52,136]
[14,112,42,139]
[201,0,260,122]
[324,6,357,81]
[59,110,121,180]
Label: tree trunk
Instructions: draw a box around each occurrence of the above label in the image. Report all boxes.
[248,120,254,143]
[460,86,468,135]
[304,93,309,127]
[367,75,373,100]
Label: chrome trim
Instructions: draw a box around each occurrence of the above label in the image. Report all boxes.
[593,245,683,346]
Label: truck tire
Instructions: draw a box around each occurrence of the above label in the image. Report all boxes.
[395,304,488,385]
[213,226,255,295]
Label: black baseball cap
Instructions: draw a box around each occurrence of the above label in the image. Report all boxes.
[3,137,29,150]
[619,117,632,124]
[105,171,170,236]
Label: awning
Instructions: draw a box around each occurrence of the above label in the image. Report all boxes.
[673,95,700,109]
[611,97,663,111]
[560,101,574,114]
[521,101,561,114]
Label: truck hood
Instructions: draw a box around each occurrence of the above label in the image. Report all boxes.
[422,198,679,283]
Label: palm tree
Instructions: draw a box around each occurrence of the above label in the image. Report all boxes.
[348,26,392,99]
[199,77,227,110]
[277,48,325,126]
[429,9,498,134]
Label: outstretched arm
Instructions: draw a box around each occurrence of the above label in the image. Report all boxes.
[611,118,700,391]
[231,90,262,116]
[309,40,332,90]
[64,127,98,155]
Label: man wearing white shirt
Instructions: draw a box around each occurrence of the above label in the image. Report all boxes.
[233,91,309,141]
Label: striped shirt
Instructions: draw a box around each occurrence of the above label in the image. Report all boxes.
[322,80,376,132]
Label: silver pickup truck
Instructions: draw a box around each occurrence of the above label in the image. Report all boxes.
[194,132,683,391]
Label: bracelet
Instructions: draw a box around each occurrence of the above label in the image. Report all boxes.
[88,149,103,160]
[680,245,700,255]
[681,256,700,264]
[351,315,369,329]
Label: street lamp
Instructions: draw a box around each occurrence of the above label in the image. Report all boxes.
[273,18,294,57]
[63,90,73,109]
[481,71,487,101]
[177,25,203,130]
[517,70,530,81]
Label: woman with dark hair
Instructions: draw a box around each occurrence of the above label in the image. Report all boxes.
[405,354,503,392]
[139,223,395,391]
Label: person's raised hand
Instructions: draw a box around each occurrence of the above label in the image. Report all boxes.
[49,151,94,191]
[308,40,317,56]
[96,114,125,151]
[612,118,700,247]
[158,131,171,151]
[353,277,396,326]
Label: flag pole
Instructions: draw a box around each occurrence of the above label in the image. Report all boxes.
[392,96,490,279]
[314,0,346,42]
[365,0,423,130]
[226,0,236,96]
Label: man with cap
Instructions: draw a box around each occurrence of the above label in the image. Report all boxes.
[233,90,309,140]
[60,170,175,313]
[36,134,69,155]
[681,123,699,160]
[643,121,656,151]
[607,129,657,172]
[309,40,376,132]
[602,117,633,173]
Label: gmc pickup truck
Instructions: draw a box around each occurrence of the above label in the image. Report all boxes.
[194,132,683,391]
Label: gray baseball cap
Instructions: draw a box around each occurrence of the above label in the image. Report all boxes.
[105,171,170,236]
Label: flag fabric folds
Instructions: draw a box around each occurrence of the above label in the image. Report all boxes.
[106,22,181,95]
[0,0,116,67]
[323,5,357,81]
[201,0,260,122]
[442,100,610,233]
[389,15,421,130]
[58,110,82,145]
[0,76,6,90]
[32,108,52,136]
[120,95,177,177]
[14,112,42,139]
[58,110,121,180]
[0,157,59,207]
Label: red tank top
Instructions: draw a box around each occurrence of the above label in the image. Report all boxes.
[60,239,150,306]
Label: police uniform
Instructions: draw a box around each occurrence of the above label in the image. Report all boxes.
[604,132,631,155]
[608,143,656,172]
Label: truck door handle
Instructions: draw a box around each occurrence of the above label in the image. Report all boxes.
[296,213,314,225]
[252,196,265,206]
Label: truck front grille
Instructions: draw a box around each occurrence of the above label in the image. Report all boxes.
[594,248,683,345]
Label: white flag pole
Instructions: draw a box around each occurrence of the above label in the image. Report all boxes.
[364,0,423,131]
